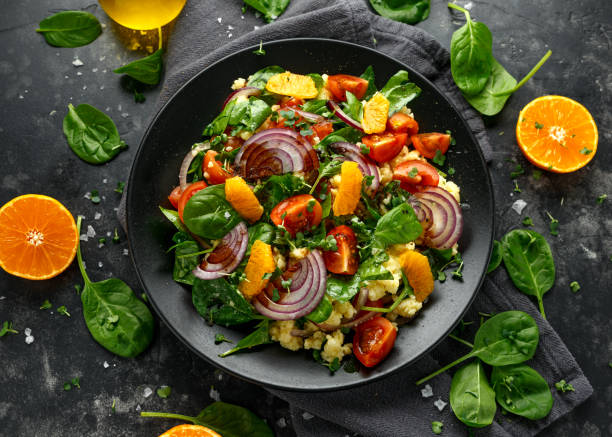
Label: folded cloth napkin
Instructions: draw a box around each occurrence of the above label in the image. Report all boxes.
[126,0,592,435]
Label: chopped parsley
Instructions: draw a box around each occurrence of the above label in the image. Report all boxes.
[252,41,266,56]
[280,278,292,290]
[271,287,280,302]
[134,90,145,103]
[579,147,592,155]
[90,190,101,204]
[63,382,72,391]
[407,167,419,178]
[57,305,71,317]
[522,216,534,227]
[432,421,444,435]
[98,237,106,245]
[446,130,456,145]
[510,163,525,179]
[214,334,232,344]
[111,398,116,413]
[0,321,18,337]
[306,199,315,212]
[513,180,521,193]
[447,167,456,176]
[432,149,446,166]
[114,181,125,194]
[554,379,575,393]
[113,228,120,243]
[360,144,370,155]
[40,299,52,310]
[569,281,580,293]
[532,169,542,180]
[546,211,559,236]
[300,128,313,137]
[535,121,544,129]
[597,194,607,204]
[71,377,81,389]
[74,284,82,294]
[156,385,172,398]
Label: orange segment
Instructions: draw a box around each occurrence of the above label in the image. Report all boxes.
[516,95,598,173]
[265,72,318,99]
[0,194,78,280]
[225,176,263,223]
[239,240,276,298]
[159,424,222,437]
[333,161,363,216]
[399,250,434,302]
[362,92,390,134]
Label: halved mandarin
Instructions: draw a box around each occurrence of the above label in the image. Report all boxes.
[159,424,222,437]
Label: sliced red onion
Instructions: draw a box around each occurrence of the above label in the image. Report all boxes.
[235,128,319,180]
[408,198,433,231]
[353,287,369,312]
[329,142,380,193]
[253,250,326,320]
[179,142,209,191]
[327,100,363,131]
[414,187,463,249]
[292,108,325,123]
[192,222,248,280]
[222,87,261,109]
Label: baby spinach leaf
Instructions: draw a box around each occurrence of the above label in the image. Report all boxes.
[344,91,363,122]
[326,256,391,302]
[141,401,273,437]
[183,184,242,239]
[247,65,285,89]
[305,294,333,323]
[203,100,236,137]
[159,206,188,233]
[244,0,290,22]
[192,278,254,326]
[219,320,272,357]
[113,49,163,85]
[491,364,553,420]
[450,360,497,428]
[76,217,153,358]
[301,99,329,115]
[374,203,422,247]
[501,229,555,319]
[360,65,377,100]
[246,223,276,257]
[380,70,421,115]
[229,97,271,132]
[448,3,493,96]
[172,233,199,286]
[36,11,101,48]
[63,103,127,164]
[369,0,430,24]
[308,73,324,91]
[487,240,502,273]
[255,174,309,214]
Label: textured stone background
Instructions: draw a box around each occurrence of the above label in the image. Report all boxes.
[0,1,610,436]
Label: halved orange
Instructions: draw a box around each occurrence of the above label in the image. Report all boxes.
[239,240,276,298]
[362,92,390,134]
[159,424,221,437]
[225,176,263,223]
[516,95,598,173]
[0,194,78,280]
[333,161,363,216]
[265,72,318,99]
[399,250,434,302]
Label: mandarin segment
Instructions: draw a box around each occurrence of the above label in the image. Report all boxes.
[159,424,222,437]
[225,176,263,223]
[239,240,276,298]
[332,161,363,216]
[399,250,434,302]
[516,95,598,173]
[265,72,318,99]
[0,194,78,280]
[362,92,390,134]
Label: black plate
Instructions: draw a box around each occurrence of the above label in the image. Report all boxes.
[126,38,494,392]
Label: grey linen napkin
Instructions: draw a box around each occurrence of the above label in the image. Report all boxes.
[125,0,592,435]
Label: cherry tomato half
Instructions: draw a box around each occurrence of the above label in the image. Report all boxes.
[353,317,397,367]
[387,112,419,135]
[203,150,233,185]
[168,186,182,209]
[323,225,359,275]
[310,121,334,143]
[353,297,384,321]
[326,74,369,101]
[270,194,322,237]
[362,133,403,163]
[178,181,208,222]
[393,160,440,193]
[411,133,451,159]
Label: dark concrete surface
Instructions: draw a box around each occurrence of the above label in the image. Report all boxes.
[0,1,610,436]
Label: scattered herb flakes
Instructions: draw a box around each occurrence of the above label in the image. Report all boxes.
[579,147,592,155]
[360,144,370,155]
[342,355,359,373]
[522,216,534,227]
[569,281,580,293]
[114,181,125,194]
[609,362,612,369]
[71,377,81,389]
[597,194,607,204]
[214,334,232,344]
[513,180,521,193]
[432,421,443,435]
[57,305,71,317]
[554,379,575,393]
[510,163,524,179]
[252,41,266,56]
[98,237,107,246]
[0,321,18,337]
[113,228,120,243]
[111,398,116,413]
[156,385,172,399]
[134,90,146,103]
[535,121,544,129]
[408,167,419,178]
[90,190,101,204]
[74,284,82,294]
[447,167,456,176]
[532,169,542,180]
[546,211,559,236]
[141,293,148,302]
[63,382,72,391]
[40,299,52,310]
[432,150,446,166]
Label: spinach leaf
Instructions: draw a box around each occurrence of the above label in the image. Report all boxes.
[255,174,309,214]
[416,311,539,385]
[159,206,188,232]
[450,360,496,428]
[76,217,153,358]
[326,255,391,302]
[247,223,276,256]
[315,126,364,155]
[491,364,553,420]
[247,65,285,89]
[374,203,422,247]
[229,97,271,132]
[344,91,363,122]
[301,99,329,115]
[369,0,430,24]
[360,65,377,100]
[36,11,101,48]
[183,184,243,239]
[380,70,421,115]
[219,320,272,357]
[63,103,127,164]
[308,73,324,91]
[172,233,199,286]
[113,49,163,85]
[305,294,333,323]
[244,0,290,22]
[192,278,254,326]
[487,240,502,273]
[501,229,555,319]
[141,401,273,437]
[203,100,236,137]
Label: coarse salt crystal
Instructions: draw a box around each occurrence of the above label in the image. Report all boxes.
[209,386,221,401]
[77,72,83,76]
[143,387,153,398]
[302,412,314,420]
[434,398,447,411]
[254,25,260,30]
[94,212,102,220]
[106,232,111,237]
[276,418,287,428]
[72,57,84,67]
[227,25,234,30]
[102,178,108,184]
[228,33,232,38]
[421,384,433,398]
[80,234,88,242]
[0,296,5,300]
[123,249,129,256]
[511,199,527,215]
[92,68,98,72]
[117,104,122,111]
[98,261,103,268]
[223,211,231,219]
[121,113,129,118]
[87,225,96,238]
[103,361,110,368]
[82,85,87,90]
[217,17,222,23]
[49,110,57,116]
[25,335,34,344]
[464,1,473,10]
[84,192,91,199]
[25,328,31,336]
[99,56,106,61]
[136,404,141,411]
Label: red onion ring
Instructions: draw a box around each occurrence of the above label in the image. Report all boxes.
[192,222,248,280]
[327,100,363,131]
[292,108,325,123]
[414,187,463,249]
[222,87,261,109]
[408,198,433,231]
[329,142,380,193]
[179,142,209,191]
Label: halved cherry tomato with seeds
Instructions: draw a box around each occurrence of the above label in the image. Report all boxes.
[178,180,208,221]
[326,74,369,101]
[411,133,451,159]
[323,225,359,275]
[168,186,182,209]
[353,317,397,367]
[310,121,334,142]
[393,160,439,193]
[203,150,233,185]
[362,133,403,163]
[387,112,419,135]
[270,194,322,237]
